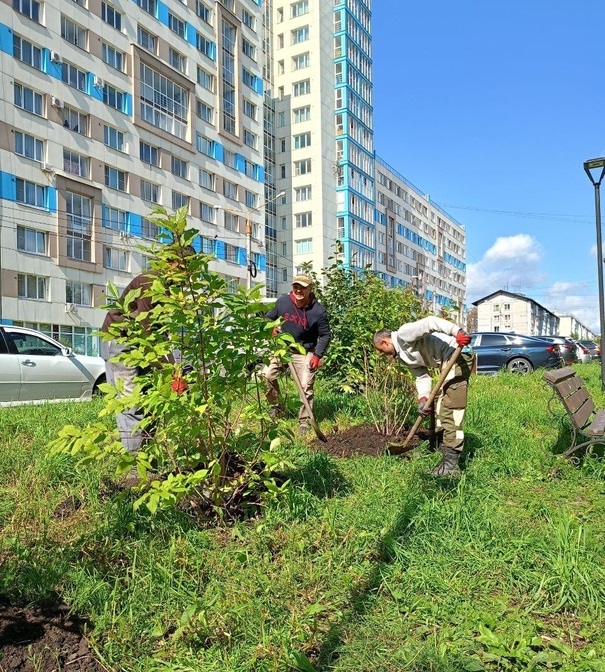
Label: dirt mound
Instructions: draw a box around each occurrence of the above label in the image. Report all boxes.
[311,423,432,458]
[0,598,103,672]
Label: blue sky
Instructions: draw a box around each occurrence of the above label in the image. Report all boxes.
[372,1,604,333]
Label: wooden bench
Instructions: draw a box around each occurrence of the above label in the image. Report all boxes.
[543,367,605,458]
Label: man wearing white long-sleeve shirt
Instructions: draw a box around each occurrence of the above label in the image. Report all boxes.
[373,316,475,476]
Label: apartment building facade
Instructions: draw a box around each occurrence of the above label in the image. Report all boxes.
[0,0,266,353]
[473,290,559,336]
[556,314,596,341]
[0,0,468,353]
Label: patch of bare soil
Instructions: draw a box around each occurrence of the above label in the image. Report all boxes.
[0,598,104,672]
[311,423,433,458]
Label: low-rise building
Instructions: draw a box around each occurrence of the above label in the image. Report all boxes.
[473,290,559,336]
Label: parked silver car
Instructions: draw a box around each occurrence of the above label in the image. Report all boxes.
[577,340,601,361]
[0,326,106,406]
[573,341,592,364]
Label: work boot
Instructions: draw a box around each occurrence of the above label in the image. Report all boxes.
[298,422,311,436]
[430,447,461,477]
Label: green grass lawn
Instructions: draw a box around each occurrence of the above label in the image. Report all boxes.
[2,365,605,671]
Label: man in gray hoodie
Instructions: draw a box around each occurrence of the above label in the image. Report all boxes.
[373,316,475,476]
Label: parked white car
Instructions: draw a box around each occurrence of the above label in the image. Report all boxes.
[574,341,592,365]
[0,326,106,407]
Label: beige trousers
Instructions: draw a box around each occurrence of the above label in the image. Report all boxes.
[262,351,317,423]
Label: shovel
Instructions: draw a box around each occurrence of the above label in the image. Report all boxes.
[288,361,328,443]
[386,346,463,456]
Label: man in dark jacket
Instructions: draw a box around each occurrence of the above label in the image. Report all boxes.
[263,274,331,434]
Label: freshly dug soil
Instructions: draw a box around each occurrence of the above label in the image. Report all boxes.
[311,423,432,458]
[0,598,104,672]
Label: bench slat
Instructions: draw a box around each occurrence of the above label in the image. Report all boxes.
[557,376,585,398]
[543,367,576,384]
[565,387,593,414]
[571,400,594,430]
[587,409,605,436]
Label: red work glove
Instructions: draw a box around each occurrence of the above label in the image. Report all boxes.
[418,397,432,417]
[456,330,471,347]
[171,374,188,395]
[272,326,282,337]
[309,355,321,372]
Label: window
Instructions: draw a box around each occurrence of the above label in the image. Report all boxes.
[103,84,125,111]
[14,83,42,116]
[102,3,122,30]
[242,8,255,30]
[197,33,214,58]
[16,179,45,207]
[137,0,156,16]
[242,68,259,91]
[291,0,309,17]
[17,274,48,300]
[225,244,237,263]
[480,334,507,347]
[199,169,214,190]
[104,125,124,151]
[140,179,158,203]
[104,166,126,191]
[62,107,89,135]
[295,212,312,228]
[168,13,185,38]
[293,105,311,123]
[196,100,214,123]
[223,148,236,169]
[17,226,47,255]
[200,202,215,223]
[15,132,43,161]
[137,26,157,52]
[223,179,237,200]
[63,149,89,177]
[243,99,257,120]
[139,141,159,165]
[105,207,128,231]
[196,1,211,23]
[293,79,310,96]
[280,164,286,178]
[13,0,40,22]
[242,39,256,60]
[104,247,128,271]
[142,218,159,240]
[66,281,92,306]
[197,67,215,91]
[197,135,214,156]
[102,43,124,71]
[61,17,87,48]
[294,159,311,175]
[169,48,186,73]
[245,190,257,208]
[62,62,86,91]
[172,191,189,211]
[224,212,239,232]
[140,64,189,139]
[171,156,187,178]
[294,132,311,149]
[295,186,311,201]
[292,52,310,70]
[13,35,42,70]
[277,34,284,49]
[243,129,257,149]
[66,193,92,261]
[291,26,309,44]
[295,238,312,255]
[221,18,236,134]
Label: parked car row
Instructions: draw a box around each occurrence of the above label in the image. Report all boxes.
[0,326,106,407]
[470,332,601,375]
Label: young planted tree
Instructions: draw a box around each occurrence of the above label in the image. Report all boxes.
[51,207,294,515]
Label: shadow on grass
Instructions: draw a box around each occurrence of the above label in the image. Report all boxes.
[285,451,350,499]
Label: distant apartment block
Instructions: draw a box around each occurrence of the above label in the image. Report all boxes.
[473,290,559,336]
[556,315,596,340]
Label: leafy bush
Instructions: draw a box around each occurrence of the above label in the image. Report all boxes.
[51,207,294,515]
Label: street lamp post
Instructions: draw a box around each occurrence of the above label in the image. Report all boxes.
[244,190,285,290]
[584,157,605,390]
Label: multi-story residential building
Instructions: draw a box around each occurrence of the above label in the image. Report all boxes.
[556,314,596,340]
[473,290,559,336]
[0,0,467,353]
[0,0,266,353]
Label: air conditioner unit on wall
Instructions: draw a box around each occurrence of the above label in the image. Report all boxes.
[93,75,104,88]
[51,96,64,109]
[50,50,62,64]
[41,163,54,173]
[65,303,77,313]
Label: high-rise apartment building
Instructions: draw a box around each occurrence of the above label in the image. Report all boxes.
[0,0,467,354]
[0,0,266,353]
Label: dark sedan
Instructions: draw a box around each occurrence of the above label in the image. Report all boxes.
[470,332,563,374]
[539,336,578,365]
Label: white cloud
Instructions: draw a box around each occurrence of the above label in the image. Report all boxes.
[467,234,546,301]
[544,282,600,335]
